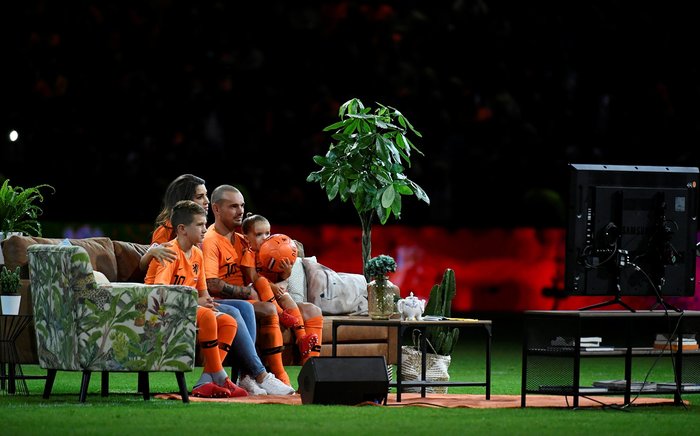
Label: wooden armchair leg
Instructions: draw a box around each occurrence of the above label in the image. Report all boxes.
[139,372,150,400]
[137,371,148,393]
[79,371,92,403]
[176,372,189,403]
[43,369,57,399]
[101,372,109,397]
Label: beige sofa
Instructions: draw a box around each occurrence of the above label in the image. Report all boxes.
[1,235,396,366]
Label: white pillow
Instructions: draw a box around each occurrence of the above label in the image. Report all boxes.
[287,256,315,303]
[93,270,110,284]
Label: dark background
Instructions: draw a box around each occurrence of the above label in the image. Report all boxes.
[2,1,699,229]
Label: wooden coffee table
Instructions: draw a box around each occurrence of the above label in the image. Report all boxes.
[331,317,492,402]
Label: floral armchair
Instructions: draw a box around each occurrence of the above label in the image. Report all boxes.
[27,244,198,403]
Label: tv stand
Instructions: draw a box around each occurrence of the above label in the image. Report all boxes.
[521,310,700,408]
[649,297,682,313]
[579,295,635,312]
[578,284,635,312]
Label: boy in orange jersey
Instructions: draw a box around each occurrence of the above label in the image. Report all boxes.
[241,214,321,364]
[202,185,324,383]
[150,199,247,398]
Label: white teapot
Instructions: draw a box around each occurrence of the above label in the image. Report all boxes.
[396,292,426,321]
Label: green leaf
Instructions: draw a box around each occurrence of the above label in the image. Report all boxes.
[323,120,346,131]
[381,185,396,208]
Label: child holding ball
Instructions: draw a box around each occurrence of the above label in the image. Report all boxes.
[241,214,321,363]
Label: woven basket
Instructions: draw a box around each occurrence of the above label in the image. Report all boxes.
[400,333,451,393]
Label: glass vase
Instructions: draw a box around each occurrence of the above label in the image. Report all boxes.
[367,276,399,320]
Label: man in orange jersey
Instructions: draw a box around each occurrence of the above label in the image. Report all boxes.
[202,185,323,385]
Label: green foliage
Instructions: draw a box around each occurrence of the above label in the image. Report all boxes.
[425,268,460,355]
[307,98,430,277]
[364,254,397,279]
[0,179,55,236]
[307,98,429,224]
[0,265,21,295]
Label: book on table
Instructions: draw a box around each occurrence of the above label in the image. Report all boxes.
[653,341,699,351]
[582,346,615,352]
[653,333,698,351]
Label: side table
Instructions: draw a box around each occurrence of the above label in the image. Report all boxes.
[1,314,45,395]
[331,317,492,402]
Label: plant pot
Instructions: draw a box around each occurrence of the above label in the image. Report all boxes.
[1,295,21,315]
[367,277,399,320]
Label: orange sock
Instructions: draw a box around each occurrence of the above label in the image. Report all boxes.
[196,307,223,374]
[300,315,323,365]
[216,312,237,364]
[286,307,307,339]
[258,314,290,386]
[254,276,279,306]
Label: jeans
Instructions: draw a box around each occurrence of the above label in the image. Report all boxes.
[215,299,265,378]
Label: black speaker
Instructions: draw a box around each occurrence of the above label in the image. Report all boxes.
[297,356,389,405]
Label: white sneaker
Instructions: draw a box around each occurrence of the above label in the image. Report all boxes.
[238,374,267,395]
[259,373,296,395]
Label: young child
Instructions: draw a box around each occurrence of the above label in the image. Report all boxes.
[241,214,321,363]
[150,200,247,398]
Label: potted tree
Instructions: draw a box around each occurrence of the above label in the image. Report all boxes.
[0,265,21,315]
[307,98,430,279]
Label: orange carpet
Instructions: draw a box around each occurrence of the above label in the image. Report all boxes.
[154,392,686,408]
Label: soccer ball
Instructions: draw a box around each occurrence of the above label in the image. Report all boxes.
[258,233,298,273]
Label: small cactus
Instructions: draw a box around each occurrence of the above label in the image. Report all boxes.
[0,266,21,295]
[425,268,459,355]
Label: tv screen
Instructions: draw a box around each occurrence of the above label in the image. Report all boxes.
[565,164,699,308]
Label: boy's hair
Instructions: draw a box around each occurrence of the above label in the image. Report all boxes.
[171,200,206,228]
[241,213,269,234]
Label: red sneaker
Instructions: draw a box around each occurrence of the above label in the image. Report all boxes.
[222,378,248,398]
[192,382,231,398]
[279,309,300,329]
[297,333,319,356]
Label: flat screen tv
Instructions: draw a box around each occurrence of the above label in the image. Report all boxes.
[565,163,699,311]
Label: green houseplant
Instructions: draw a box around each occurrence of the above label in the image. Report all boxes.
[307,98,430,279]
[0,179,55,237]
[424,268,460,356]
[401,268,459,393]
[0,265,22,315]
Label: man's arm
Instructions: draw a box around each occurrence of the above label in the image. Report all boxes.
[206,277,259,300]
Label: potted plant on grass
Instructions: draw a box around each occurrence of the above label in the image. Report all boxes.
[365,254,400,320]
[401,268,459,393]
[0,265,22,315]
[307,98,430,280]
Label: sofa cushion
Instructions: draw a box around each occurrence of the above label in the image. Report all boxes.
[2,235,119,281]
[112,240,150,282]
[287,256,314,303]
[303,257,367,315]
